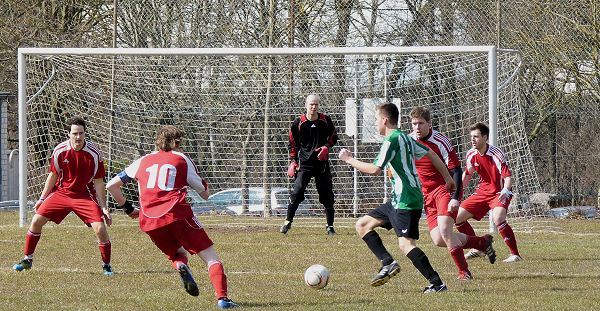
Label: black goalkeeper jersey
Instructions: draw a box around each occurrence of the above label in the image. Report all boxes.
[288,113,338,170]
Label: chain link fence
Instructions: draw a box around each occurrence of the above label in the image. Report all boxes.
[2,0,599,208]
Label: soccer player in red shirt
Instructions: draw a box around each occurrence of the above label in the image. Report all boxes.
[13,117,114,275]
[456,122,523,263]
[409,107,496,280]
[106,126,239,309]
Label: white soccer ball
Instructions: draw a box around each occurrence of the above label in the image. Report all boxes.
[304,264,330,289]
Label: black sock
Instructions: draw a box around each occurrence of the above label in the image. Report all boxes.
[362,231,393,265]
[324,206,335,227]
[407,247,442,285]
[286,203,298,222]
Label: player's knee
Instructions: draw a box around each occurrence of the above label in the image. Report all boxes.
[29,215,48,231]
[431,234,446,247]
[355,217,371,235]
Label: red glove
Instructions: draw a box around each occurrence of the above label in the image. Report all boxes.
[315,146,329,161]
[287,161,299,177]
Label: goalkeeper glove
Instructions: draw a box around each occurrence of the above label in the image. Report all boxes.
[287,161,299,177]
[120,200,135,215]
[315,146,329,161]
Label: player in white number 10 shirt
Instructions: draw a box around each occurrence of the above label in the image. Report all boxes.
[106,125,239,309]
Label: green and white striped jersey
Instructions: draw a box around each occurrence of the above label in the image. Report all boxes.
[373,129,429,210]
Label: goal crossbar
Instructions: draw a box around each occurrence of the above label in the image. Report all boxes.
[18,46,496,56]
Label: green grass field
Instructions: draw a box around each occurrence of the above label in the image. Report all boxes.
[1,211,599,310]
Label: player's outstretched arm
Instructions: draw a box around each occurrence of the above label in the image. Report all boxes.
[106,175,138,218]
[106,176,126,205]
[338,148,382,176]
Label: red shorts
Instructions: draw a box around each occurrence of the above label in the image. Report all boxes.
[146,217,214,260]
[460,192,512,221]
[36,190,103,226]
[423,185,457,231]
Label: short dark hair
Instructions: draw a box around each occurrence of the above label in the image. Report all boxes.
[409,106,431,122]
[376,103,399,125]
[67,116,86,131]
[470,122,489,137]
[156,125,184,151]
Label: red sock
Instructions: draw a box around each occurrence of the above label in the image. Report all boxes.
[170,252,189,270]
[497,221,520,256]
[462,235,485,251]
[98,241,111,265]
[455,221,476,236]
[208,260,228,299]
[24,230,41,256]
[449,246,470,274]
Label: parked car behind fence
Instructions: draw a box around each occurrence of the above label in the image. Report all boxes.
[187,187,316,216]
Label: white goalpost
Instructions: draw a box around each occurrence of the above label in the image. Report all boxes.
[17,46,551,231]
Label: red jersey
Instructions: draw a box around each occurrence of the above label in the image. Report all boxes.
[410,129,460,193]
[50,140,105,194]
[465,144,511,194]
[123,150,207,232]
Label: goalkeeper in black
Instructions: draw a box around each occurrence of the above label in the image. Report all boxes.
[281,94,338,235]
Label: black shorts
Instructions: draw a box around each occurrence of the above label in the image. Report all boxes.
[367,202,422,239]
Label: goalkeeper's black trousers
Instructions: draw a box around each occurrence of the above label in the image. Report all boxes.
[287,166,335,226]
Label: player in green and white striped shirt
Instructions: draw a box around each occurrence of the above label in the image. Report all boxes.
[339,103,456,293]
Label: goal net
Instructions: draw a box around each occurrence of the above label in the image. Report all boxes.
[18,47,554,231]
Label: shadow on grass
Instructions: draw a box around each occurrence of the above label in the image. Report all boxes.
[237,298,377,309]
[492,274,600,280]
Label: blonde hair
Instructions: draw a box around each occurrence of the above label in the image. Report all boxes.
[155,126,184,151]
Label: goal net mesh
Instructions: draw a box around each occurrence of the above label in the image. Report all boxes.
[22,49,554,232]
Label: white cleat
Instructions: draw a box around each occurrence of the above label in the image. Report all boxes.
[503,254,523,263]
[465,249,486,260]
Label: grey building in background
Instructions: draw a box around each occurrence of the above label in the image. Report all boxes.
[0,92,17,205]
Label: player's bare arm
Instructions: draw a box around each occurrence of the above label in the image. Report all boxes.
[187,171,210,200]
[94,178,112,226]
[498,175,513,202]
[424,150,456,195]
[34,172,59,210]
[338,148,382,176]
[106,176,126,205]
[106,176,139,218]
[503,176,513,190]
[462,167,473,189]
[190,184,210,200]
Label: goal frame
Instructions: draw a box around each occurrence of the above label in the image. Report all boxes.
[17,45,501,227]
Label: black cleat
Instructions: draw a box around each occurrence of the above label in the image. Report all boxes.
[326,226,336,235]
[280,221,292,234]
[103,264,114,275]
[423,282,447,293]
[482,234,496,264]
[178,264,199,296]
[370,260,400,287]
